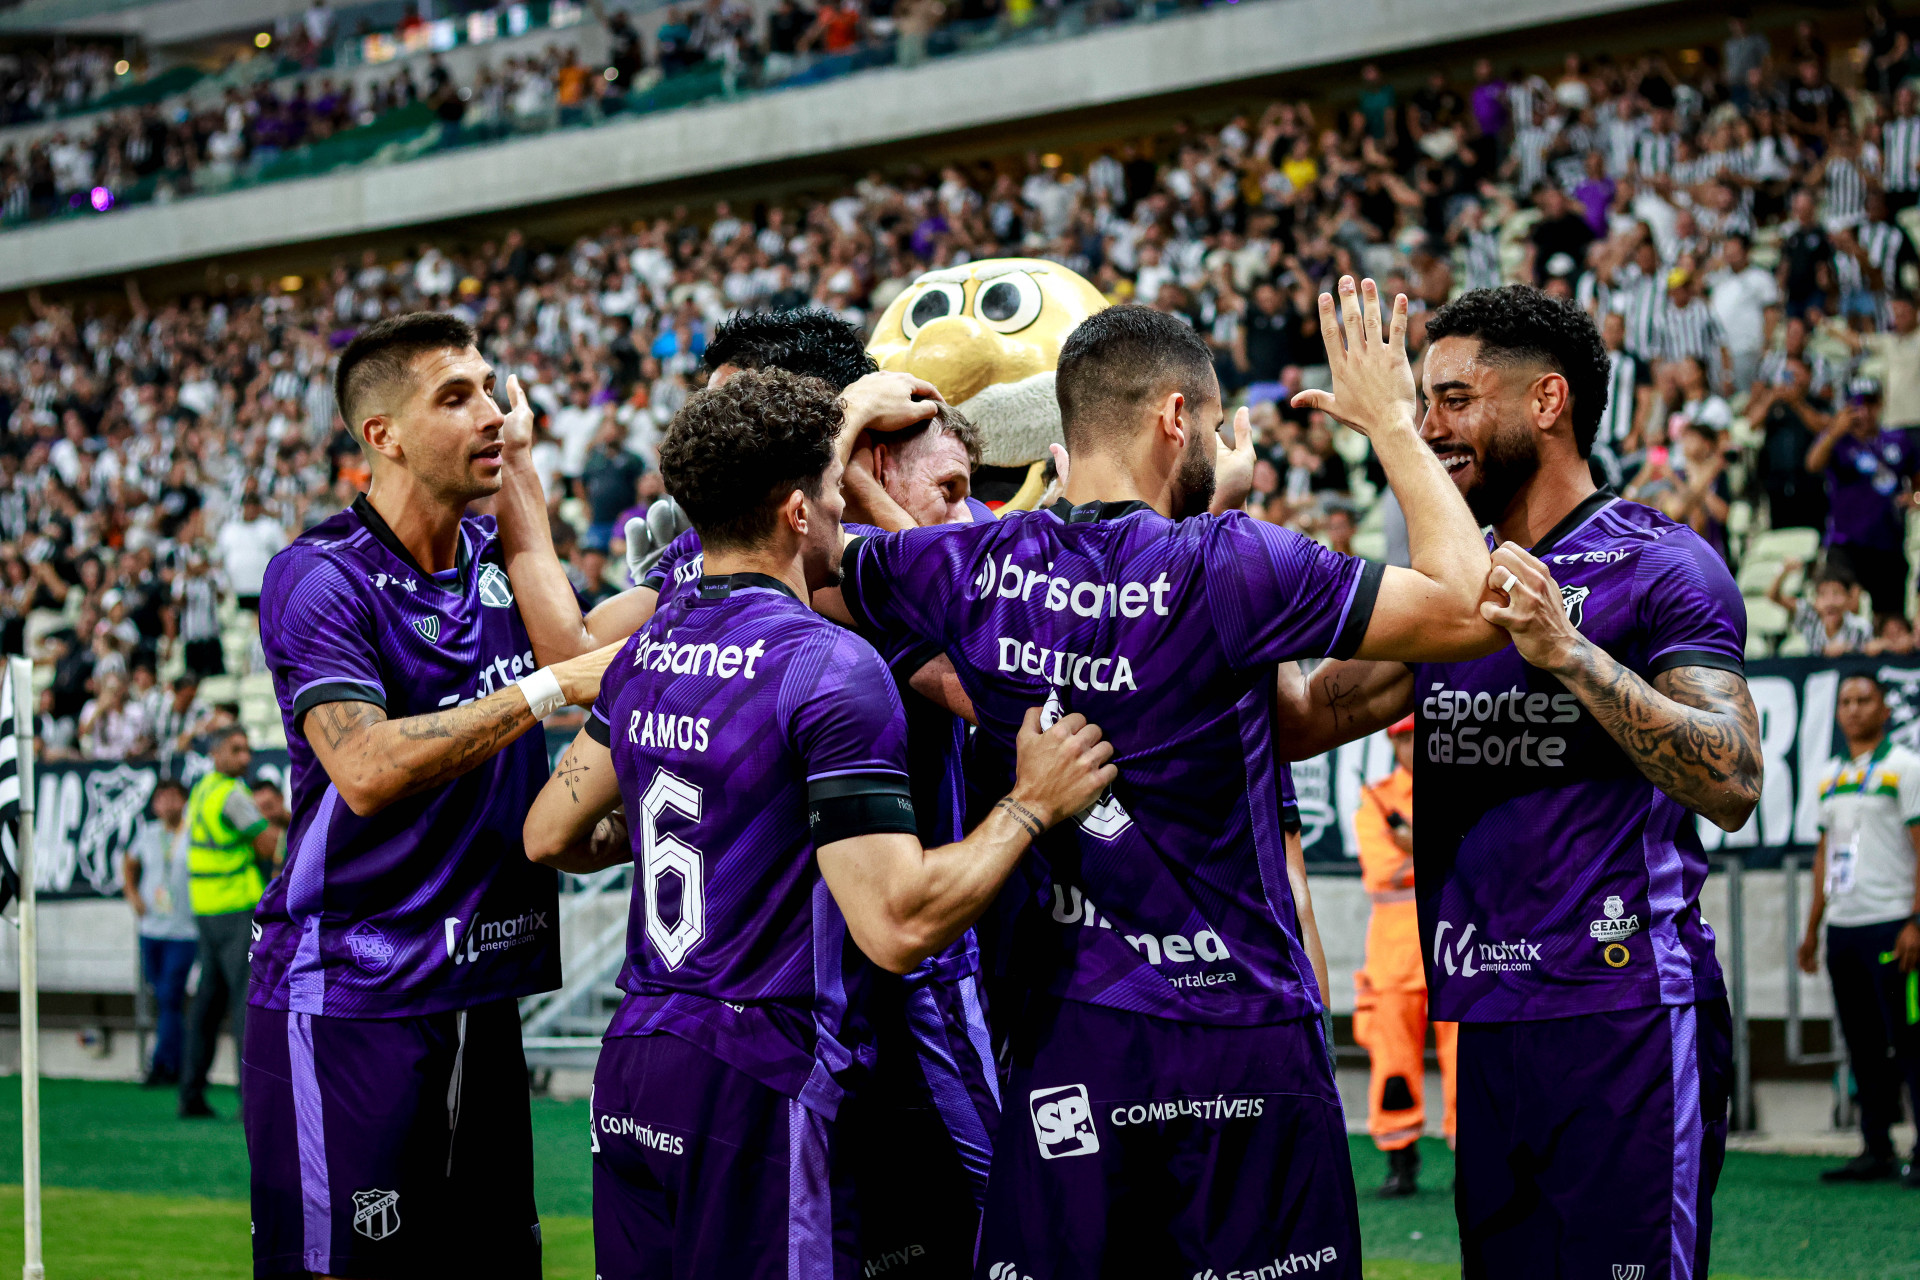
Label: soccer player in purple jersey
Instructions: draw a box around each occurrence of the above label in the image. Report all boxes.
[244,313,616,1280]
[832,283,1503,1279]
[492,309,1000,1271]
[1279,286,1763,1280]
[519,368,1117,1279]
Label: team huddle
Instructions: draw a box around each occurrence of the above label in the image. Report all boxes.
[238,275,1762,1280]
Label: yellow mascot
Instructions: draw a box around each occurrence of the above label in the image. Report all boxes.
[867,258,1108,511]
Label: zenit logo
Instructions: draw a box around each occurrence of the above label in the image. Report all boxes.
[1029,1083,1100,1159]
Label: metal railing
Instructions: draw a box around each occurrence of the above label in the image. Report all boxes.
[1779,852,1855,1131]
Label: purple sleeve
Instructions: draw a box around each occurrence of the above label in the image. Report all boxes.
[262,550,387,723]
[1635,528,1747,677]
[785,631,912,784]
[584,631,649,746]
[839,525,966,649]
[1202,513,1382,668]
[639,528,704,593]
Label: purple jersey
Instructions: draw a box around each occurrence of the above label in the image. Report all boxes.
[588,572,916,1115]
[1412,493,1745,1023]
[1824,431,1918,551]
[251,497,560,1018]
[843,500,1381,1027]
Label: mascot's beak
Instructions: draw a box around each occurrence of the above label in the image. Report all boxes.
[886,315,1050,407]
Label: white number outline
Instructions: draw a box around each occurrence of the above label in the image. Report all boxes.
[639,768,705,970]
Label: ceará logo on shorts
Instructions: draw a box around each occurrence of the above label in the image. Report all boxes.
[1029,1083,1100,1159]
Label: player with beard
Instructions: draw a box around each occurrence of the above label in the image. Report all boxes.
[831,291,1502,1276]
[1276,286,1762,1280]
[245,313,616,1279]
[493,314,1002,1273]
[518,368,1116,1278]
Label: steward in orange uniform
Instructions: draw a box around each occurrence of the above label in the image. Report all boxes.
[1352,715,1456,1197]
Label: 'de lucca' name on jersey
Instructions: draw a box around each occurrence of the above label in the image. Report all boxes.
[1412,492,1746,1024]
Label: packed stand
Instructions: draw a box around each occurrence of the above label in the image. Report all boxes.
[0,42,128,127]
[0,0,1235,228]
[9,11,1920,763]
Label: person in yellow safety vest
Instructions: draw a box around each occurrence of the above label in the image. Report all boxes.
[178,726,278,1120]
[1352,713,1457,1197]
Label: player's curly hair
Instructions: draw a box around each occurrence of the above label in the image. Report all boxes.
[660,367,843,551]
[701,309,878,392]
[1424,286,1612,459]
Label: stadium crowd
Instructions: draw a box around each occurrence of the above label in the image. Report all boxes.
[4,9,1920,763]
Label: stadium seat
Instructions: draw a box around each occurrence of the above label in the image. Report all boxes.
[1743,597,1790,637]
[1734,558,1785,596]
[1351,528,1388,561]
[1775,632,1811,658]
[1744,632,1774,661]
[1726,500,1753,540]
[1746,528,1821,564]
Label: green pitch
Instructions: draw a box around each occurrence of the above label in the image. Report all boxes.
[0,1079,1908,1279]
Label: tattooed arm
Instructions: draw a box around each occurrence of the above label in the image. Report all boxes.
[525,728,632,873]
[1482,543,1761,832]
[304,644,617,818]
[1271,659,1415,760]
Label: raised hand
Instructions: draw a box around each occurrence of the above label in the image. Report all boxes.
[837,370,942,462]
[1289,276,1416,439]
[502,374,535,457]
[1211,405,1256,515]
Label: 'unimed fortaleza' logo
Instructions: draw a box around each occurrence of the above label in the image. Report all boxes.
[1029,1083,1100,1159]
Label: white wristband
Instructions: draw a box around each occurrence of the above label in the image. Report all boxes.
[519,666,567,720]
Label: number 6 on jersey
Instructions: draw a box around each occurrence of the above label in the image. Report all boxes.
[641,767,705,969]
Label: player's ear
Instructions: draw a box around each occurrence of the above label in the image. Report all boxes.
[782,488,809,537]
[1533,372,1570,434]
[358,414,403,465]
[1156,390,1188,449]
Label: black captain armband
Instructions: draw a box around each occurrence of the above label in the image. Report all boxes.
[808,773,918,845]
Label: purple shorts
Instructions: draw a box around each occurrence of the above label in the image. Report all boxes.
[591,1031,860,1279]
[243,999,540,1279]
[974,997,1360,1280]
[1456,999,1731,1280]
[843,955,1003,1278]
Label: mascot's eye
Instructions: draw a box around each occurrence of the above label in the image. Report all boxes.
[902,283,966,339]
[973,271,1043,334]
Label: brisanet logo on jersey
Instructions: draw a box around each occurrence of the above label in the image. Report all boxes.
[1029,1083,1100,1159]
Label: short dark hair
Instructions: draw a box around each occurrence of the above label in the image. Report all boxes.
[1425,286,1612,458]
[701,309,877,392]
[334,312,479,440]
[1812,563,1858,591]
[1838,670,1887,699]
[151,778,187,801]
[659,368,843,551]
[212,724,250,749]
[1056,305,1217,453]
